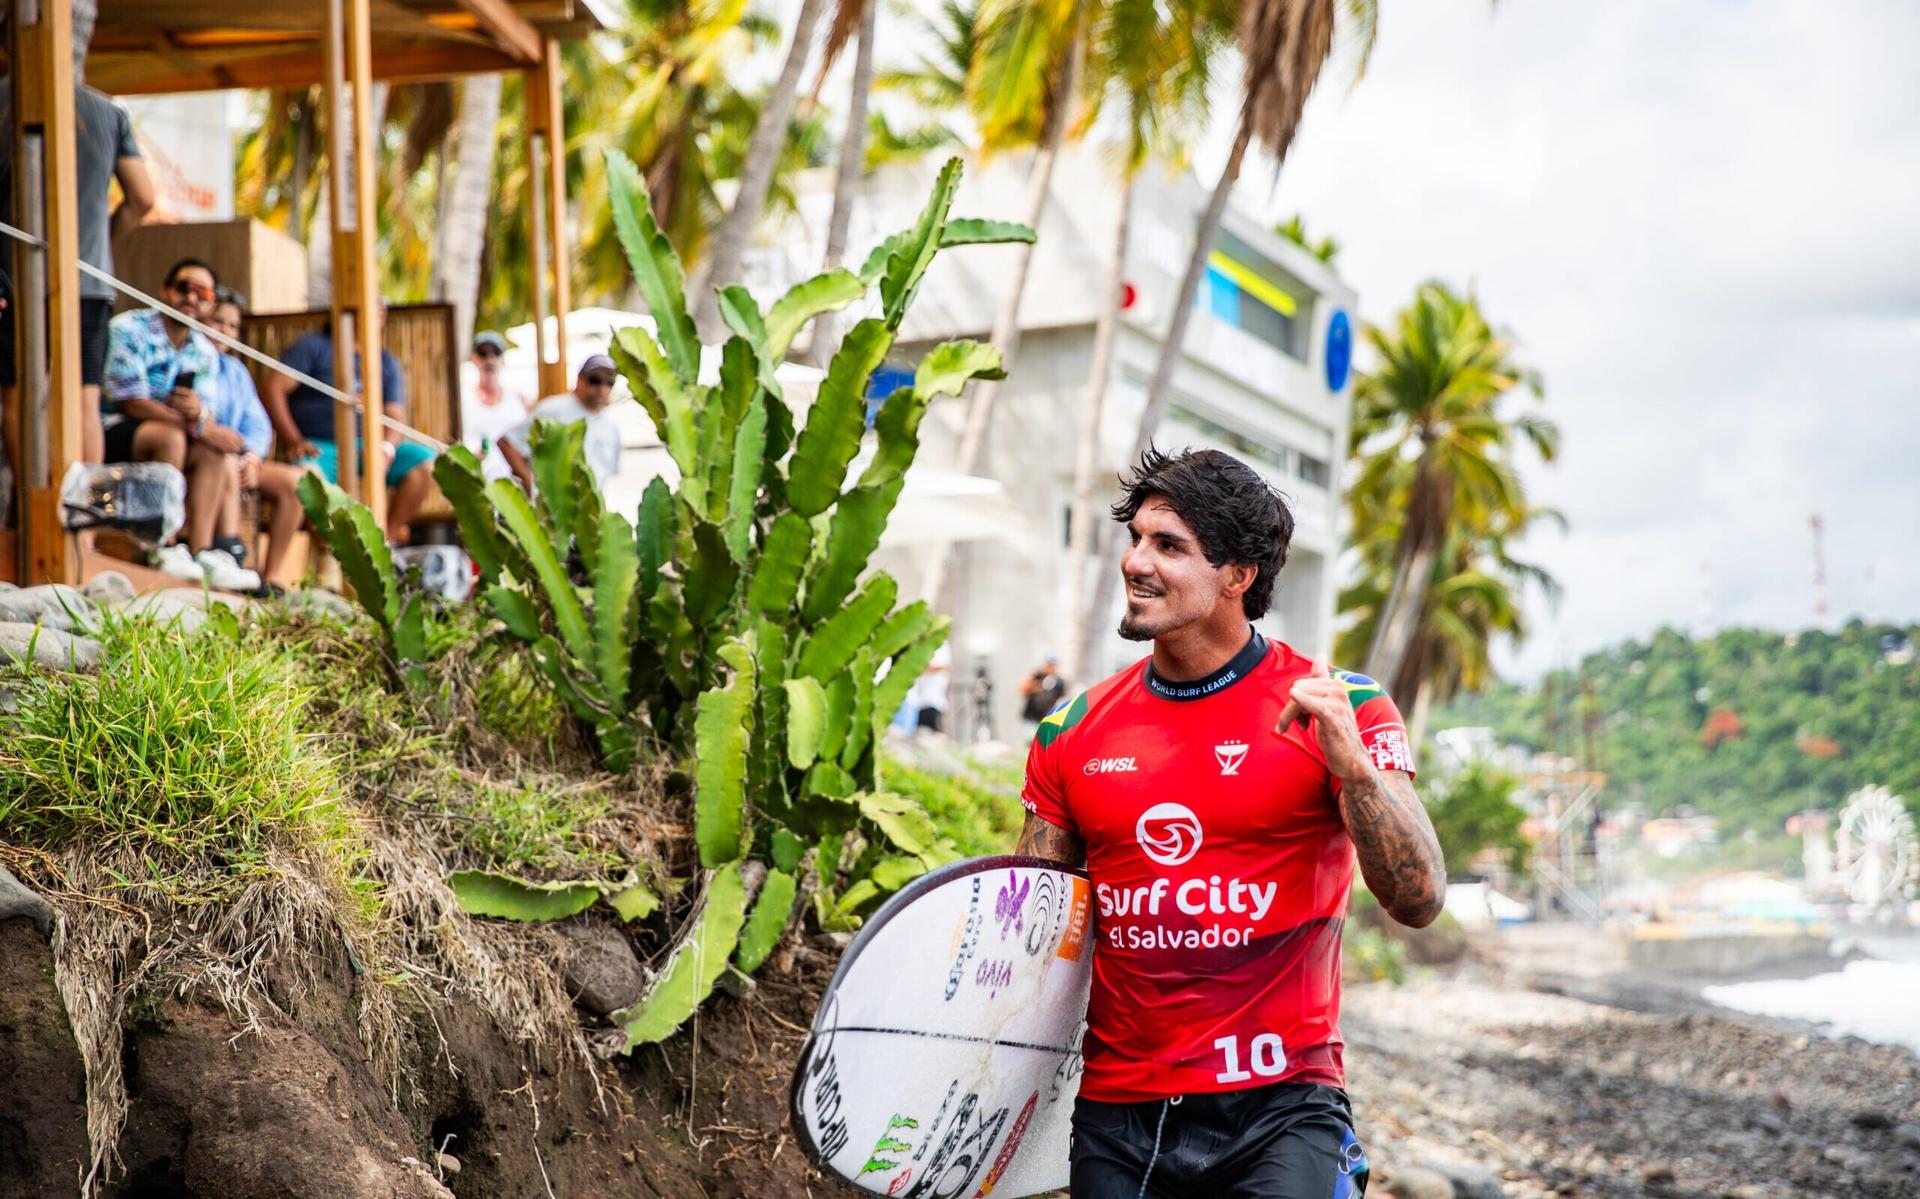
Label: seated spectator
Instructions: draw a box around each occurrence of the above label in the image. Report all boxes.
[100,258,256,590]
[460,330,530,480]
[259,303,435,544]
[206,293,306,592]
[497,355,621,492]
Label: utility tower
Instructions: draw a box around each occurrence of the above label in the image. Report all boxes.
[1810,514,1829,629]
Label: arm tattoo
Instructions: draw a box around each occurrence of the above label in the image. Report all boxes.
[1015,814,1086,866]
[1338,768,1446,928]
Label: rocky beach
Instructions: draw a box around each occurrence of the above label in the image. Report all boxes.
[1342,944,1920,1199]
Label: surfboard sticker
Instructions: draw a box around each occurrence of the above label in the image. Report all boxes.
[791,856,1093,1197]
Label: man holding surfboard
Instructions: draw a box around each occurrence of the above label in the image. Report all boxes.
[1015,447,1446,1197]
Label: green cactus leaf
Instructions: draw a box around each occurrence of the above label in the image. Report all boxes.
[871,601,935,662]
[770,827,805,873]
[797,575,897,680]
[294,468,334,532]
[734,867,797,974]
[530,417,587,542]
[869,620,950,751]
[431,447,511,585]
[746,512,812,614]
[694,637,756,867]
[880,157,962,327]
[805,760,856,802]
[717,285,766,347]
[607,881,661,922]
[938,218,1037,248]
[593,510,639,713]
[619,863,748,1047]
[786,319,893,517]
[723,366,768,562]
[819,673,854,764]
[447,870,601,921]
[489,478,591,659]
[871,855,928,892]
[612,324,703,507]
[634,476,674,610]
[841,646,877,769]
[604,149,700,383]
[913,338,1006,404]
[684,520,740,628]
[782,676,828,769]
[856,791,941,858]
[857,231,908,284]
[764,269,867,361]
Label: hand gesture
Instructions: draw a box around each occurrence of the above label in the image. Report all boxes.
[291,438,320,462]
[237,453,261,489]
[200,425,245,454]
[1276,674,1375,785]
[169,386,202,424]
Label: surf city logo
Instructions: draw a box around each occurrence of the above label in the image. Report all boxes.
[1213,741,1249,776]
[1134,802,1202,866]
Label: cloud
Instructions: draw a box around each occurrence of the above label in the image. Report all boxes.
[1254,0,1920,675]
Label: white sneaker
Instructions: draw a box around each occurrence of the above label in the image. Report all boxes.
[195,548,261,593]
[151,543,204,582]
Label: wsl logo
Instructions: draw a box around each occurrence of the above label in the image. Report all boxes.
[1135,802,1203,867]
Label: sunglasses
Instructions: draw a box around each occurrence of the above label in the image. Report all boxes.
[583,374,615,387]
[474,346,503,359]
[170,279,215,303]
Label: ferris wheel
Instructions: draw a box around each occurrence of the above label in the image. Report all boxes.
[1834,785,1918,914]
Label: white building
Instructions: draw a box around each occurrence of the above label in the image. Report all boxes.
[745,147,1358,739]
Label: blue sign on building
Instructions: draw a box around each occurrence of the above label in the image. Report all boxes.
[1325,309,1353,393]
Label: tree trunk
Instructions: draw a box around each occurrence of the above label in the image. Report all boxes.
[1078,107,1258,667]
[1063,177,1133,686]
[811,0,877,365]
[1365,455,1450,694]
[432,73,503,357]
[919,35,1083,606]
[694,0,831,336]
[1406,670,1436,752]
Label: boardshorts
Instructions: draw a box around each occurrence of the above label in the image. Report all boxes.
[1070,1081,1368,1198]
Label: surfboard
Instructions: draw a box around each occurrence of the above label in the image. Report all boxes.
[791,856,1094,1198]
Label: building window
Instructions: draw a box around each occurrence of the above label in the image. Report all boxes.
[1297,453,1330,488]
[1167,401,1291,474]
[1196,238,1309,361]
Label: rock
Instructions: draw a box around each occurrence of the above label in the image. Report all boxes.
[1894,1123,1920,1151]
[0,866,56,940]
[114,591,208,632]
[1722,1185,1768,1199]
[0,583,99,633]
[1822,1144,1872,1173]
[81,569,137,606]
[285,587,358,621]
[560,922,648,1017]
[1850,1109,1895,1131]
[1430,1161,1505,1199]
[1769,1090,1792,1114]
[0,899,90,1196]
[1383,1166,1457,1199]
[0,622,103,671]
[436,1152,461,1176]
[1641,1162,1675,1185]
[158,585,250,613]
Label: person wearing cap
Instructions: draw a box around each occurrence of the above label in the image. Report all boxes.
[260,303,436,543]
[460,330,531,480]
[498,355,622,493]
[1019,654,1071,733]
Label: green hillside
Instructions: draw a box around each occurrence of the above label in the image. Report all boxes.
[1433,621,1920,831]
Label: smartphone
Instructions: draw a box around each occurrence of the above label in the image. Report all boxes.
[173,371,197,392]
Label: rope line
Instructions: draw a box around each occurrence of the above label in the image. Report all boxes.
[0,217,446,452]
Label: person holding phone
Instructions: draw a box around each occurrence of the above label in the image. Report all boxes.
[100,258,257,590]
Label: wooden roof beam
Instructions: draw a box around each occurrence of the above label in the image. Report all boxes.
[450,0,540,63]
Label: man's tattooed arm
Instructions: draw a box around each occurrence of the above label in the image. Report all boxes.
[1014,813,1086,866]
[1338,768,1446,928]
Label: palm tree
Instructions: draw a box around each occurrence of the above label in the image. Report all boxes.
[1062,0,1234,682]
[1274,213,1338,264]
[433,75,502,354]
[1079,0,1374,652]
[816,0,879,274]
[693,0,834,335]
[1346,280,1558,696]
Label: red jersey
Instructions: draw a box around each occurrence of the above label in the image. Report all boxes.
[1021,632,1416,1102]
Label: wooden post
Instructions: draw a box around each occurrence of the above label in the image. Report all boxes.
[9,0,81,584]
[323,0,386,527]
[524,38,569,399]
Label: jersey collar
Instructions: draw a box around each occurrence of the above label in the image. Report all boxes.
[1142,628,1268,702]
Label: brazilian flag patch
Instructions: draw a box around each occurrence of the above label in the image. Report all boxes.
[1330,668,1384,710]
[1034,690,1090,749]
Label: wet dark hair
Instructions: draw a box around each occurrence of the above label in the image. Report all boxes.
[164,257,219,289]
[1109,447,1293,619]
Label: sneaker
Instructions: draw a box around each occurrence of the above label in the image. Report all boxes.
[195,548,261,593]
[151,543,204,582]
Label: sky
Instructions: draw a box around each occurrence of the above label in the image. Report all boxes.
[1225,0,1920,677]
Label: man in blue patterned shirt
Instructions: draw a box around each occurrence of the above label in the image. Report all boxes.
[206,293,304,591]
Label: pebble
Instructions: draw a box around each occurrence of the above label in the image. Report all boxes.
[0,583,99,633]
[1894,1123,1920,1151]
[1822,1144,1872,1173]
[1382,1166,1456,1199]
[559,921,648,1017]
[1849,1109,1894,1131]
[1641,1162,1675,1185]
[80,570,136,606]
[113,591,207,632]
[0,622,103,672]
[0,864,56,939]
[1430,1161,1504,1199]
[436,1151,461,1176]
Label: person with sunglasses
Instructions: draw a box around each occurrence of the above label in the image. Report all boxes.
[496,355,622,493]
[100,258,258,591]
[460,330,531,480]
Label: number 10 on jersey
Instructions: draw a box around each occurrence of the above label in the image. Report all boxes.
[1214,1032,1288,1083]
